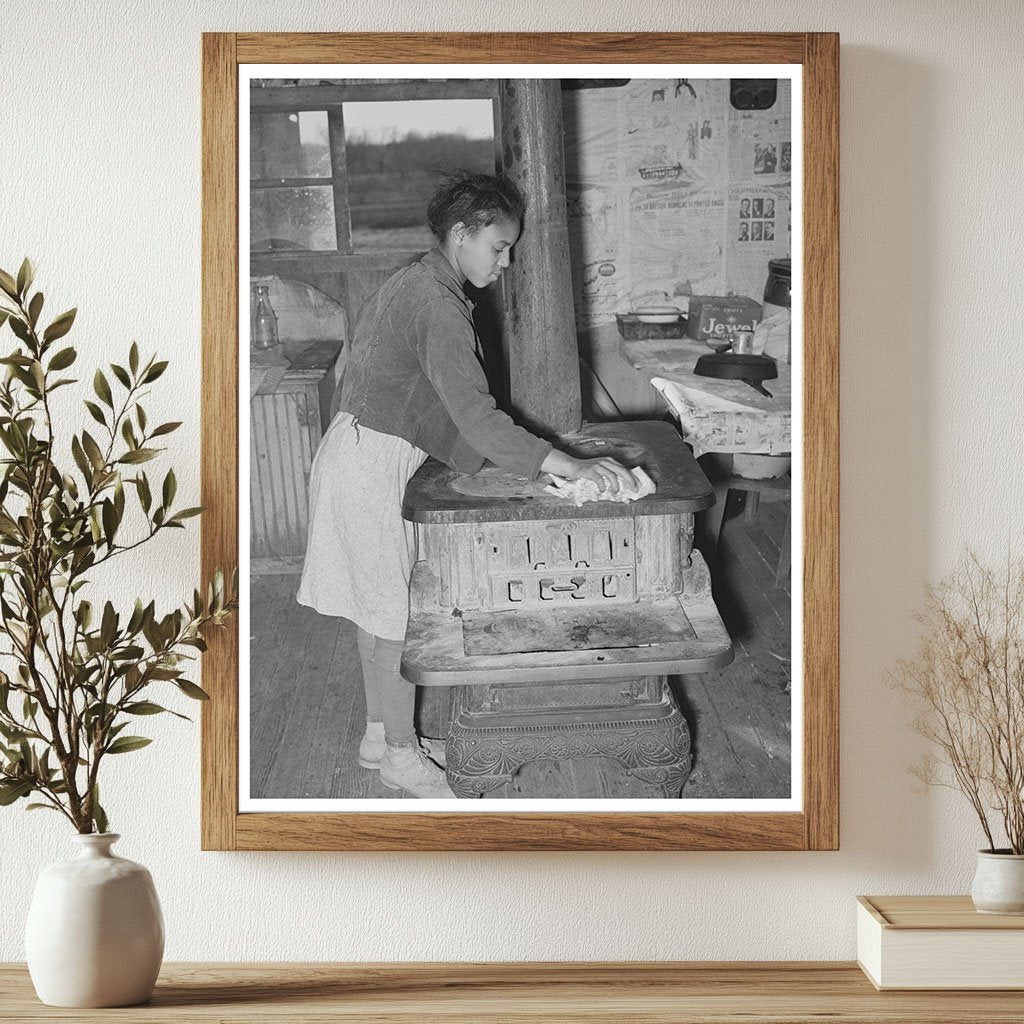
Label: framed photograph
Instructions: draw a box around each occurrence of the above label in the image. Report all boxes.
[201,32,838,851]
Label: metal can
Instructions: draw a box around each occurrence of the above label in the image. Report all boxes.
[762,258,792,363]
[732,330,755,355]
[763,258,791,310]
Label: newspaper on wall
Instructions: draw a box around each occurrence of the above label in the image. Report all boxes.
[563,78,791,326]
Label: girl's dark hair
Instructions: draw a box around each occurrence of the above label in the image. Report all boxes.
[426,170,525,242]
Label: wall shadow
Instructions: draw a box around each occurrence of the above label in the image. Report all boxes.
[836,46,936,867]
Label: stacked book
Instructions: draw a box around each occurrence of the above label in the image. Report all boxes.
[857,895,1024,989]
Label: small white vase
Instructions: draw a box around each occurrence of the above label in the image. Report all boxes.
[971,849,1024,915]
[25,833,164,1007]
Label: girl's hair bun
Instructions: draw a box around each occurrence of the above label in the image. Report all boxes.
[426,170,525,242]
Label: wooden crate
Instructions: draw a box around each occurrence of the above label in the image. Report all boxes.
[249,339,341,573]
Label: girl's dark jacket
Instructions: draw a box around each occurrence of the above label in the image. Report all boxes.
[333,248,551,480]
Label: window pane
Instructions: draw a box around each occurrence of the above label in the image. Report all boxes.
[251,111,331,180]
[343,99,494,251]
[250,186,337,251]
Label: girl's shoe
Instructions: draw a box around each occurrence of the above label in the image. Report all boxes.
[379,744,455,798]
[358,726,446,770]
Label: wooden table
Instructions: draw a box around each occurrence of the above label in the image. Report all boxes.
[2,962,1022,1022]
[585,325,792,559]
[578,324,791,452]
[617,335,792,460]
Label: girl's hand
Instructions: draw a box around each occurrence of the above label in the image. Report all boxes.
[572,456,637,495]
[541,450,636,495]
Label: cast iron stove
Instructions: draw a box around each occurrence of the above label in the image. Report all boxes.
[401,421,733,797]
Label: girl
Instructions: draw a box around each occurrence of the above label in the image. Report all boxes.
[297,171,634,798]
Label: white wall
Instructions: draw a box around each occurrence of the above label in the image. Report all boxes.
[2,0,1022,962]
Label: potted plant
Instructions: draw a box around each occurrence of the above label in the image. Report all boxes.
[895,551,1024,914]
[0,259,236,1005]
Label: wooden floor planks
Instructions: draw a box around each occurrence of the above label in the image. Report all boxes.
[249,494,792,801]
[681,494,792,799]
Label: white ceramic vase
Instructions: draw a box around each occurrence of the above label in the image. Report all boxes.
[25,833,164,1007]
[971,850,1024,915]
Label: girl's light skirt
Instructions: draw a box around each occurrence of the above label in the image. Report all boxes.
[296,413,427,640]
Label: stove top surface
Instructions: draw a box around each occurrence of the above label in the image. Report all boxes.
[403,420,713,524]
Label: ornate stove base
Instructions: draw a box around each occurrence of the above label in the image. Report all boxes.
[445,676,691,798]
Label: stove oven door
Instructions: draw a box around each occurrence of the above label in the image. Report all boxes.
[403,548,732,686]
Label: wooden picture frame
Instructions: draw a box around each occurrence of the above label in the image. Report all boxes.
[201,32,838,851]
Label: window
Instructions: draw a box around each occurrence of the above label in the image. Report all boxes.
[251,110,337,252]
[249,82,497,255]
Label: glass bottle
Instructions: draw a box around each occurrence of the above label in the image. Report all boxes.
[251,284,279,351]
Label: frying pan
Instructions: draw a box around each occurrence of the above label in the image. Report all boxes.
[693,352,778,398]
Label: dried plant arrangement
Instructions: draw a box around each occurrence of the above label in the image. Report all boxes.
[894,552,1024,854]
[0,259,235,834]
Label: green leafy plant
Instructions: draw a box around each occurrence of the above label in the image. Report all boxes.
[894,552,1024,854]
[0,259,235,833]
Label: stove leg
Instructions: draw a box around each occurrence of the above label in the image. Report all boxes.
[445,733,527,799]
[626,760,693,798]
[447,771,515,799]
[443,688,527,797]
[599,703,693,797]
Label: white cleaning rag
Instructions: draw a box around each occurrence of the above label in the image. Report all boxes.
[543,466,657,507]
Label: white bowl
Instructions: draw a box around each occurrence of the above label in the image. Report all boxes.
[633,305,682,324]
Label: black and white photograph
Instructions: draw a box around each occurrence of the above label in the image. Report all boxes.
[754,141,778,175]
[242,69,798,809]
[780,140,792,174]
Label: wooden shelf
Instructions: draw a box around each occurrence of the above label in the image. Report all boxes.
[3,962,1023,1022]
